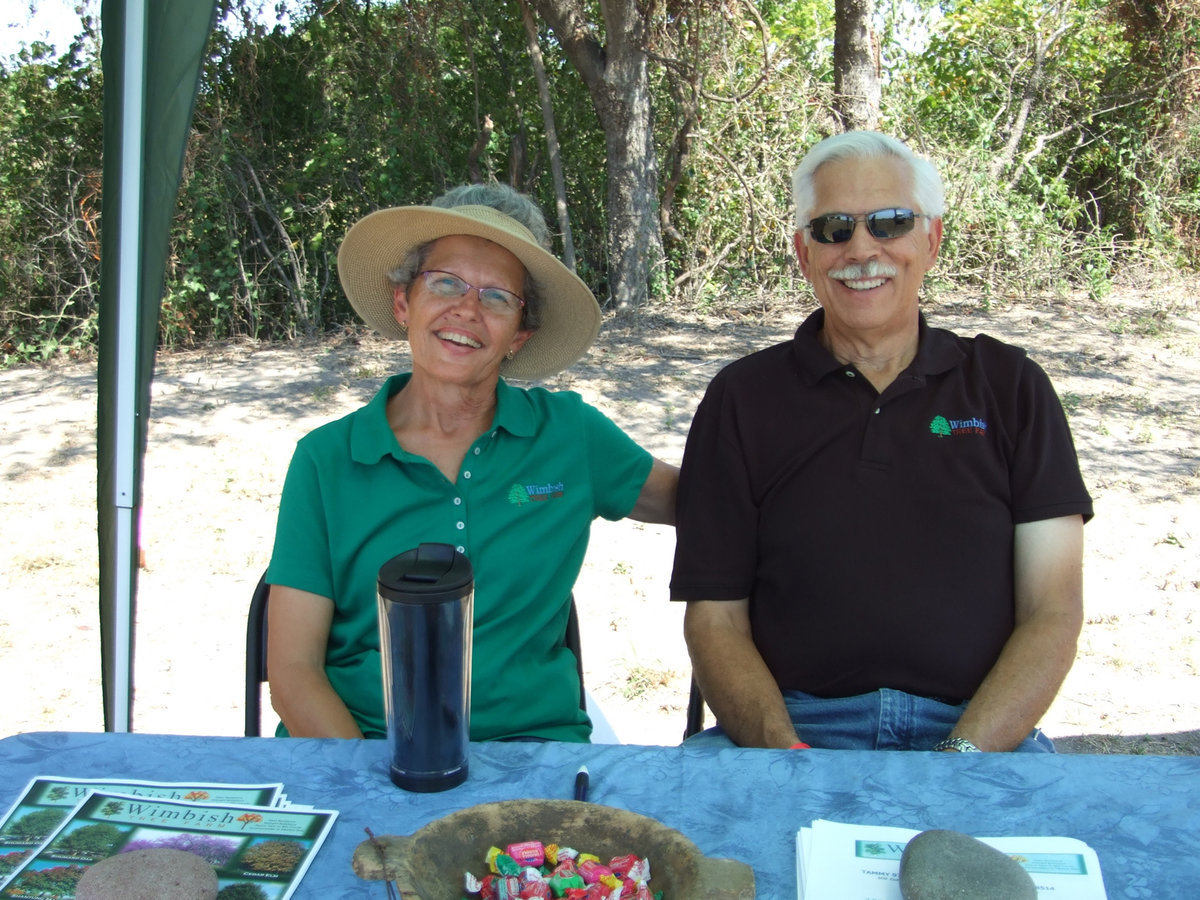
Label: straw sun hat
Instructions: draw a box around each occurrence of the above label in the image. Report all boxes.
[337,204,602,381]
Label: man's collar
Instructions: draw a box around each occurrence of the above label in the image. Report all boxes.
[791,309,964,384]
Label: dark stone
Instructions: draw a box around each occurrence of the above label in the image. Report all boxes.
[75,848,218,900]
[899,829,1037,900]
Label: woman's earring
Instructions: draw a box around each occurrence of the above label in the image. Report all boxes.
[399,321,408,334]
[505,349,515,360]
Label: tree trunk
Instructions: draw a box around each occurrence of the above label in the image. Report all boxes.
[833,0,880,132]
[518,0,576,271]
[528,0,664,311]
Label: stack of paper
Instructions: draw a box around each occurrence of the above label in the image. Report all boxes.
[0,776,337,899]
[796,819,1107,900]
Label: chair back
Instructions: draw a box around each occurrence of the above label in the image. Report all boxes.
[684,676,706,740]
[244,574,270,736]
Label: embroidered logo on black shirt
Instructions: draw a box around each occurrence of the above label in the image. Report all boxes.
[929,415,988,437]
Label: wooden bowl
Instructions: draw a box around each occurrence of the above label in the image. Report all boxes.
[352,798,755,899]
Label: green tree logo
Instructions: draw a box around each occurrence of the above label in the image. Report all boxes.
[929,415,951,437]
[507,484,530,506]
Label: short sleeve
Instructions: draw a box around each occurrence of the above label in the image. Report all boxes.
[580,399,653,521]
[1007,354,1094,524]
[266,438,336,598]
[669,370,759,601]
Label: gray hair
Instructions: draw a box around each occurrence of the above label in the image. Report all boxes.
[791,131,944,238]
[387,183,549,330]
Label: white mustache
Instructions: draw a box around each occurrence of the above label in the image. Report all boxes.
[829,260,898,280]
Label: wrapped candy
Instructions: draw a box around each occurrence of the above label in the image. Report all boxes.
[463,839,658,899]
[507,841,547,868]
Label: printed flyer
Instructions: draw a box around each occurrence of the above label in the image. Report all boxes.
[0,787,336,900]
[0,776,286,889]
[797,819,1107,900]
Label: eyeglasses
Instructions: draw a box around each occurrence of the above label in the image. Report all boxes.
[417,270,525,316]
[805,208,930,244]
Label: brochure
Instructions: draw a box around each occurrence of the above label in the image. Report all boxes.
[797,819,1107,900]
[0,776,287,888]
[0,779,335,899]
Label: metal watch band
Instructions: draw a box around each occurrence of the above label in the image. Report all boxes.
[933,737,981,753]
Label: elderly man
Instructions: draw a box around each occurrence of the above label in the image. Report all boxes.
[670,131,1092,752]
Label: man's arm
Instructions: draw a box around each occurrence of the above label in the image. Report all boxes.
[627,458,679,525]
[684,599,801,748]
[267,584,364,739]
[946,515,1085,751]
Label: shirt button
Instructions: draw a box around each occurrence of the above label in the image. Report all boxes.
[473,447,481,456]
[456,545,465,553]
[453,497,462,506]
[463,471,472,479]
[456,521,465,530]
[845,370,856,377]
[874,408,881,415]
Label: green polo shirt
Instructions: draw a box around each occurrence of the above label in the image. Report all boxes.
[267,374,652,742]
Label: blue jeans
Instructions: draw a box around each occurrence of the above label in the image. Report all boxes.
[683,688,1055,752]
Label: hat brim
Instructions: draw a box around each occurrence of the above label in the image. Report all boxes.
[337,205,602,381]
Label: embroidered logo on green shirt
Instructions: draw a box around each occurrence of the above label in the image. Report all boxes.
[508,482,565,505]
[930,414,988,437]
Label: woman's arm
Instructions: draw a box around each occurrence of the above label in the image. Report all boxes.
[627,458,679,525]
[267,584,365,739]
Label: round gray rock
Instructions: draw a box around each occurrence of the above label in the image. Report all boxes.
[899,829,1036,900]
[75,848,218,900]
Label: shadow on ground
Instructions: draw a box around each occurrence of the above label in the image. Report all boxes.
[1053,730,1200,755]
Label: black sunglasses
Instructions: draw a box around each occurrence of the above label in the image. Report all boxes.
[806,208,930,244]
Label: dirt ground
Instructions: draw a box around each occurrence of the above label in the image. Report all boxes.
[1,285,1198,753]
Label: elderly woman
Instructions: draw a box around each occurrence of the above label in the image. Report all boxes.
[265,184,677,742]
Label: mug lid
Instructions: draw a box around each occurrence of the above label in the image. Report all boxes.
[378,543,474,601]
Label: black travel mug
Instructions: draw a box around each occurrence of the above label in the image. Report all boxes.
[377,543,473,792]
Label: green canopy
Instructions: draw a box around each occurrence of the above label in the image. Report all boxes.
[97,0,217,731]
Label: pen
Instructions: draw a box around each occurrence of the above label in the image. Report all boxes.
[573,764,589,802]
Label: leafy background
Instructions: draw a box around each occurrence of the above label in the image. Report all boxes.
[0,0,1197,364]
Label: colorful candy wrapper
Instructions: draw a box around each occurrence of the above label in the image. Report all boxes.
[608,854,639,878]
[577,858,613,885]
[506,840,546,868]
[518,881,552,899]
[486,846,505,873]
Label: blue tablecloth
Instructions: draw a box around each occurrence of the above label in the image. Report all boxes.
[1,732,1198,897]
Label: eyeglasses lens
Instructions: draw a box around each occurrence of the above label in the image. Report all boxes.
[420,271,523,314]
[809,208,919,244]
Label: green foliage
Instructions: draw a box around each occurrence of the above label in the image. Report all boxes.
[0,0,1195,366]
[49,822,124,855]
[4,862,87,897]
[892,0,1198,296]
[240,838,305,872]
[217,883,270,900]
[0,35,103,366]
[2,807,67,840]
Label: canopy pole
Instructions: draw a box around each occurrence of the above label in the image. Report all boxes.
[108,0,149,733]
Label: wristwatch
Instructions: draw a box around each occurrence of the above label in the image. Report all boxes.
[933,737,981,753]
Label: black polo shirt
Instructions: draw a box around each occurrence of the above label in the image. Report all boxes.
[670,309,1093,702]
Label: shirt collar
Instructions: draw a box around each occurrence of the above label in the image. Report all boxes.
[350,373,535,465]
[790,308,965,385]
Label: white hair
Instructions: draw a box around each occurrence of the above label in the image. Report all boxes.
[791,131,945,236]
